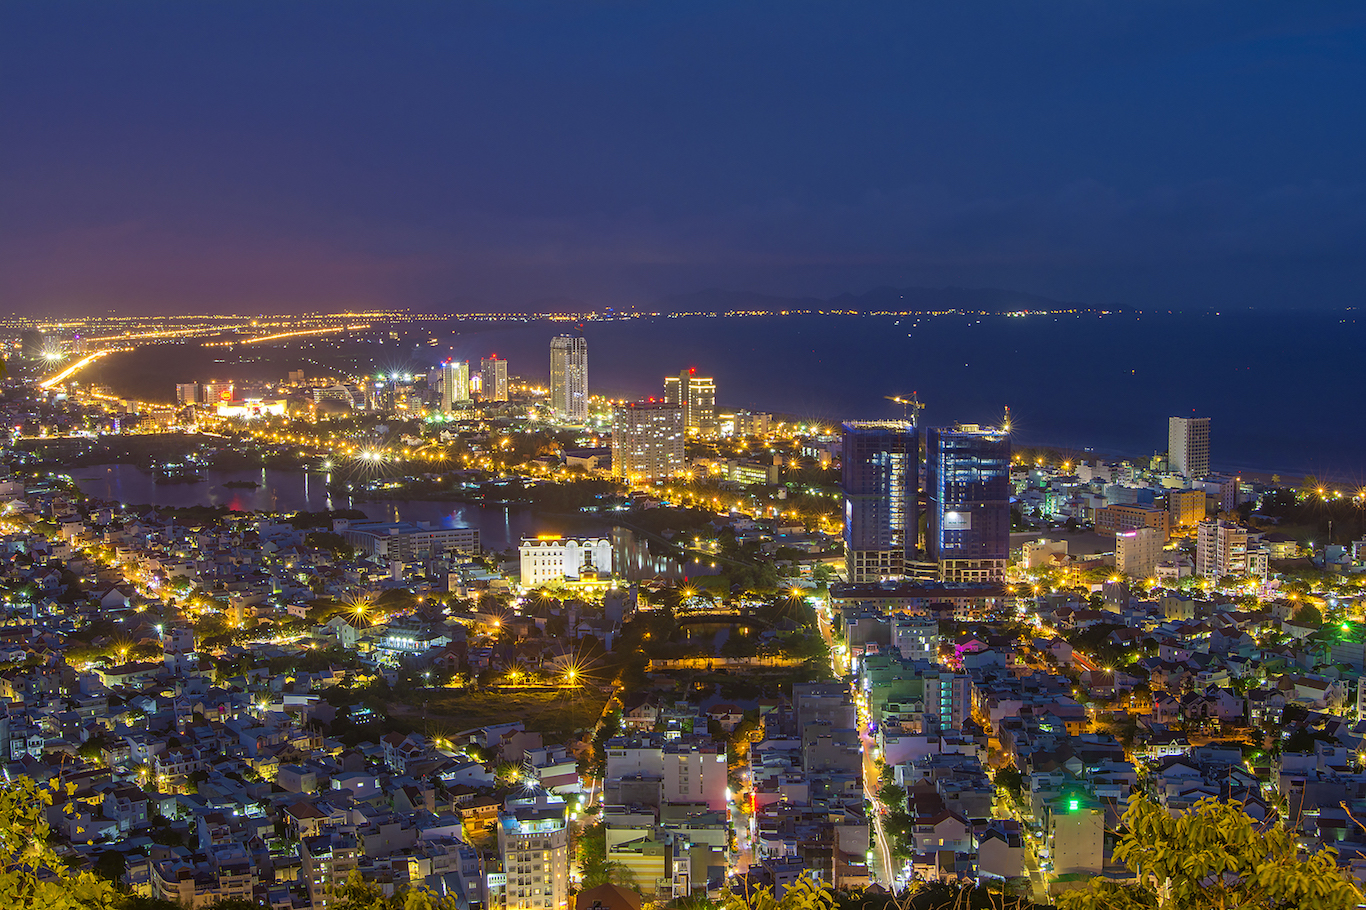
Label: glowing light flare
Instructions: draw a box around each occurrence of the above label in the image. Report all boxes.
[39,350,110,388]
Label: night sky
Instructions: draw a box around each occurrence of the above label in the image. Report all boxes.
[3,2,1364,314]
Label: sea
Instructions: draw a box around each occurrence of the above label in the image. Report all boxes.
[429,309,1366,480]
[94,309,1366,480]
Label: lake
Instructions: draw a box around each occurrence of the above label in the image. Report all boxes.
[68,465,714,580]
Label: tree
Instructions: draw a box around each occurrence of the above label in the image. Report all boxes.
[580,859,638,890]
[576,821,637,889]
[195,612,229,639]
[993,764,1023,798]
[305,531,355,560]
[576,821,606,868]
[78,734,109,765]
[92,850,126,882]
[0,776,121,908]
[1058,794,1362,910]
[722,873,833,910]
[877,780,906,811]
[1292,603,1323,626]
[333,869,459,909]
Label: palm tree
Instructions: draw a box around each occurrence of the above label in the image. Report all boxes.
[580,858,638,890]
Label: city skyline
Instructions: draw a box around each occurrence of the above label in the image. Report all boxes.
[17,312,1362,480]
[5,306,1366,909]
[1,5,1364,908]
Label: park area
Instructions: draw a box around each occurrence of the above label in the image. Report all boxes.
[385,686,612,744]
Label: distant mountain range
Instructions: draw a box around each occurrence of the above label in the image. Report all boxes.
[418,285,1117,316]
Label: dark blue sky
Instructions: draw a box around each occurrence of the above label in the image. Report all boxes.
[2,2,1364,314]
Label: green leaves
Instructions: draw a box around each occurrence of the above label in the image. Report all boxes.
[1058,794,1364,910]
[723,873,834,910]
[0,778,131,909]
[331,869,465,910]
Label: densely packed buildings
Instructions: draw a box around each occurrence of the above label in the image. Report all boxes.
[4,341,1366,909]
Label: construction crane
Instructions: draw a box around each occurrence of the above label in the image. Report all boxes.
[885,393,925,426]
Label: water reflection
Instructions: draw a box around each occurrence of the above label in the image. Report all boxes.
[66,465,709,581]
[69,465,346,513]
[612,527,719,582]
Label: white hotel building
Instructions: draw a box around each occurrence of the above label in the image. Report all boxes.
[518,536,614,589]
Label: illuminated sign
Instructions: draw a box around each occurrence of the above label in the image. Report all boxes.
[217,399,287,420]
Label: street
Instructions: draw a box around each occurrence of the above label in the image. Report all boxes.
[815,593,897,887]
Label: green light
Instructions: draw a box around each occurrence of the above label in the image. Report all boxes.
[1068,799,1080,812]
[1344,623,1352,632]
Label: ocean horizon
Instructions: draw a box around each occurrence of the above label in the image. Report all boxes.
[90,308,1365,482]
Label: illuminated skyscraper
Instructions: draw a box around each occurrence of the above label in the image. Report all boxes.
[664,368,717,435]
[1116,527,1163,578]
[480,355,509,402]
[841,421,917,583]
[498,794,569,910]
[202,380,234,403]
[441,360,470,412]
[1168,488,1206,527]
[687,374,715,433]
[549,335,588,422]
[925,424,1011,583]
[1196,518,1267,578]
[612,401,684,482]
[1168,416,1210,479]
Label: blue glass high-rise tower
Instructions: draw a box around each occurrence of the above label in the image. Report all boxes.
[926,424,1011,583]
[841,421,917,582]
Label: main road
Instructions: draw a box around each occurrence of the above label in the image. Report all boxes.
[813,593,898,887]
[859,717,899,887]
[992,788,1050,904]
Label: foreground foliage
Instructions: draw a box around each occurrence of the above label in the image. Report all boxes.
[723,874,836,910]
[1,775,1360,910]
[0,776,121,909]
[333,870,462,909]
[1058,794,1363,910]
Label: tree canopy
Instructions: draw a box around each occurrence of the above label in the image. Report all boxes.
[1291,602,1323,626]
[1058,794,1363,910]
[0,776,121,909]
[331,870,461,909]
[723,873,834,910]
